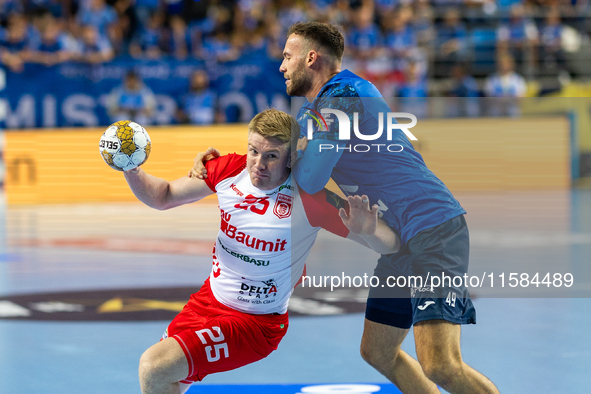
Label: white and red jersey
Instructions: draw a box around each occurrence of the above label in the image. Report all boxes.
[203,153,350,315]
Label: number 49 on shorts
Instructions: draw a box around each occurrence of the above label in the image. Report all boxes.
[446,292,457,308]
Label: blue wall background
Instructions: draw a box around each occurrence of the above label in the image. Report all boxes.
[1,53,289,128]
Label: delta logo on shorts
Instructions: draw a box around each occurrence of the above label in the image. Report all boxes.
[273,193,292,219]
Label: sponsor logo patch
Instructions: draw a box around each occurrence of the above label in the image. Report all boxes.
[218,238,270,266]
[273,193,292,219]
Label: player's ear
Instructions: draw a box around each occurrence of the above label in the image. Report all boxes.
[307,50,317,67]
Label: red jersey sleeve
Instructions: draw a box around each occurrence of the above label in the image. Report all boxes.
[300,188,350,238]
[203,154,247,192]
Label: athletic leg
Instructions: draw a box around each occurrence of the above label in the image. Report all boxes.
[362,248,439,393]
[139,338,190,394]
[409,215,497,392]
[360,318,440,394]
[414,320,499,394]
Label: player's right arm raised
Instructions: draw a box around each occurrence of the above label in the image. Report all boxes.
[124,167,214,210]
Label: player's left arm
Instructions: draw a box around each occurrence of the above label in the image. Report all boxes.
[124,167,214,210]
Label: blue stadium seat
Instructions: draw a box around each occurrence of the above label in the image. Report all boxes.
[469,28,497,76]
[497,0,522,10]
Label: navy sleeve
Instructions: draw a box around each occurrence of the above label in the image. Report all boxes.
[293,138,346,194]
[293,82,363,194]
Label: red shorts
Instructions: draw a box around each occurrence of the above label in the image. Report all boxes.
[164,278,289,383]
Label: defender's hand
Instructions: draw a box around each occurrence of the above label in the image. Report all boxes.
[339,195,378,236]
[188,147,221,179]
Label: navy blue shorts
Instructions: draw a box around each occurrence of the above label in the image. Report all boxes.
[366,215,476,329]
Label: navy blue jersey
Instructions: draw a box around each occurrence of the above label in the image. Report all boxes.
[294,69,466,245]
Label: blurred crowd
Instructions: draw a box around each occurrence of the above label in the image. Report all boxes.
[1,0,590,122]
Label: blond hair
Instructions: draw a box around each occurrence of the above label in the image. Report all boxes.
[248,108,300,151]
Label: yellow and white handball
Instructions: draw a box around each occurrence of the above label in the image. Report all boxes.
[99,120,151,171]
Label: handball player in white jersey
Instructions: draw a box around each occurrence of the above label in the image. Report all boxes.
[123,109,400,394]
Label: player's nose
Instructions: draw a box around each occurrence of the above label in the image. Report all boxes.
[279,60,286,73]
[253,156,265,170]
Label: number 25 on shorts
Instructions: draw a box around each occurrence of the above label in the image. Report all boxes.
[195,326,230,362]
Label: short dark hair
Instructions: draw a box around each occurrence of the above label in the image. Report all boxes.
[125,70,140,80]
[287,22,344,62]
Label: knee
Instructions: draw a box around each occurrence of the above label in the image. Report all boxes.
[359,337,377,365]
[359,339,400,371]
[359,340,374,364]
[419,354,463,387]
[138,338,189,393]
[139,349,165,387]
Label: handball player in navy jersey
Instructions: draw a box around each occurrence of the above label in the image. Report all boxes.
[191,22,499,394]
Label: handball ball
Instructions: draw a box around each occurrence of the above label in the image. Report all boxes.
[99,120,151,171]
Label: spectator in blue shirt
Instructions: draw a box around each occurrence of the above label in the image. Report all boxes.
[484,53,526,117]
[28,15,75,66]
[276,0,307,36]
[0,13,33,52]
[108,70,157,125]
[134,0,160,28]
[129,11,165,59]
[265,16,286,59]
[75,24,114,63]
[396,60,429,118]
[233,0,264,33]
[497,4,538,71]
[347,6,383,61]
[185,2,219,56]
[384,10,417,71]
[436,8,468,75]
[0,13,31,72]
[412,0,435,48]
[177,70,217,125]
[76,0,118,41]
[201,28,241,62]
[540,7,565,72]
[245,23,269,57]
[448,63,480,98]
[446,63,480,117]
[485,53,526,97]
[1,0,23,24]
[168,14,190,59]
